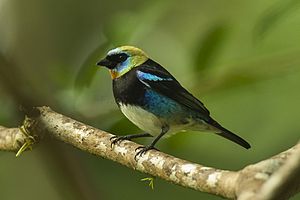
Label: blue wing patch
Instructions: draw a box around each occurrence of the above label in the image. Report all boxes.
[136,70,173,82]
[136,64,210,115]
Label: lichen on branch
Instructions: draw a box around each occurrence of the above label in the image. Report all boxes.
[0,106,299,200]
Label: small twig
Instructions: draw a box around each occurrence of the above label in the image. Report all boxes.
[15,124,36,157]
[141,177,155,189]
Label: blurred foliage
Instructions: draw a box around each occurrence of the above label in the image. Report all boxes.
[75,41,109,91]
[0,0,300,200]
[193,24,227,73]
[254,0,300,41]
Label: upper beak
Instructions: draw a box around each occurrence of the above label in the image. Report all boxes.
[96,58,110,67]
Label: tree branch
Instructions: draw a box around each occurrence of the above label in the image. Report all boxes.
[236,142,300,200]
[254,143,300,200]
[0,106,299,200]
[0,125,26,152]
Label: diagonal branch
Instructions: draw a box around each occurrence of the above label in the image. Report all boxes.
[253,142,300,200]
[0,106,299,200]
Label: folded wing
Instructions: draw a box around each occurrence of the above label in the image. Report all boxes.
[136,59,210,117]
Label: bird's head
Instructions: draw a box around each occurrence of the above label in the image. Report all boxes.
[97,46,148,79]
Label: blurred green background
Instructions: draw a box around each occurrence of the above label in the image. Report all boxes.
[0,0,300,199]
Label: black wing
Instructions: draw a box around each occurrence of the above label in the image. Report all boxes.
[136,59,210,116]
[136,59,251,149]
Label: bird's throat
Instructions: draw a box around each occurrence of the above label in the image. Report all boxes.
[109,70,118,79]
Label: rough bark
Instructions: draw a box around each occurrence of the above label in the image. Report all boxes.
[0,106,299,200]
[0,125,27,152]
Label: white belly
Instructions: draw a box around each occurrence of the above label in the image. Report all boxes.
[119,104,215,137]
[119,104,162,135]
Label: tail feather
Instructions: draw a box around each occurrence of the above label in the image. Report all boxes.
[209,119,251,149]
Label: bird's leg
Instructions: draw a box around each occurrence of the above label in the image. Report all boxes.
[135,125,169,160]
[110,133,152,147]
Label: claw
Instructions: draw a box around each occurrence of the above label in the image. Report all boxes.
[134,145,158,161]
[110,133,153,148]
[110,135,130,148]
[110,136,118,141]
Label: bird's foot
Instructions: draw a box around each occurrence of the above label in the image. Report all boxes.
[134,145,159,161]
[110,135,131,147]
[110,133,152,148]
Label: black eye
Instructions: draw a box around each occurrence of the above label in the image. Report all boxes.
[107,53,128,63]
[117,53,128,62]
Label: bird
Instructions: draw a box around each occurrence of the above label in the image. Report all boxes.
[97,45,251,159]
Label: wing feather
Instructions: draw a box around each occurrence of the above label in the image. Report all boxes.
[136,59,210,116]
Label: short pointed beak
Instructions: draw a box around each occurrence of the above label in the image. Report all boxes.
[96,58,110,67]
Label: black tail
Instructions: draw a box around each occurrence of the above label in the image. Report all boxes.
[209,119,251,149]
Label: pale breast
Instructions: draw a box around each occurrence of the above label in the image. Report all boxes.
[119,103,163,136]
